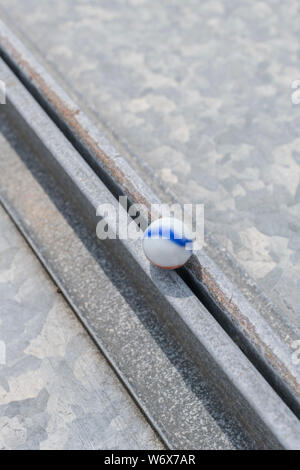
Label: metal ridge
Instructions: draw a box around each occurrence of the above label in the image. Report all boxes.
[0,19,298,417]
[0,17,299,419]
[1,57,299,449]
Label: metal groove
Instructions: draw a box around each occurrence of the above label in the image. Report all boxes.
[0,196,170,450]
[0,72,257,450]
[0,58,299,449]
[0,199,169,449]
[0,19,299,419]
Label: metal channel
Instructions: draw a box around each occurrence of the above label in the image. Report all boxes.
[0,19,298,419]
[0,116,257,451]
[0,63,256,451]
[0,58,299,449]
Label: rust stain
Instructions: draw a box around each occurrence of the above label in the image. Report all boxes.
[0,32,151,211]
[188,254,299,393]
[0,31,299,396]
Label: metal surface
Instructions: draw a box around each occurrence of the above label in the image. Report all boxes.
[0,59,299,449]
[2,0,298,330]
[0,17,298,417]
[0,85,256,451]
[0,205,164,450]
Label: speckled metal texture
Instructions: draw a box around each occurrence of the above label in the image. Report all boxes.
[0,137,257,452]
[1,0,297,330]
[0,14,299,416]
[0,59,299,449]
[0,90,257,451]
[0,205,164,450]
